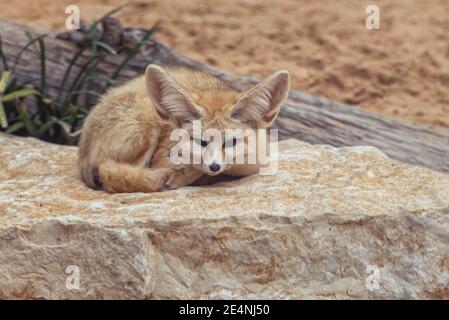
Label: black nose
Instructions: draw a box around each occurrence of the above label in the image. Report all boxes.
[209,163,221,172]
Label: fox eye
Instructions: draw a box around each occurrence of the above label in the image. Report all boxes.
[223,137,237,148]
[194,138,209,147]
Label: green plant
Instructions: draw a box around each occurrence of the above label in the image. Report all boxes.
[0,6,156,145]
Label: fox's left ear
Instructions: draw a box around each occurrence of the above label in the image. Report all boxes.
[230,70,290,128]
[145,64,204,123]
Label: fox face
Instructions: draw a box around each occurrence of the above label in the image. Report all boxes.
[145,65,290,176]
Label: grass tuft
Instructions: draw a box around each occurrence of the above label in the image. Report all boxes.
[0,5,157,145]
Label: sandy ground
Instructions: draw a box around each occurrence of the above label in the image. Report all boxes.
[0,0,448,127]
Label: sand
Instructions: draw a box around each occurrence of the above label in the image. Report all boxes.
[0,0,448,127]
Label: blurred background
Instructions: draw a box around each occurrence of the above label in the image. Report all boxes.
[1,0,448,127]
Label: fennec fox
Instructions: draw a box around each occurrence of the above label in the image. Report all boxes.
[78,65,290,193]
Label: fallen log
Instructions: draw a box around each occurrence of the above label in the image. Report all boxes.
[0,18,448,173]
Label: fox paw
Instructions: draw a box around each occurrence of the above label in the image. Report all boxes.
[164,168,203,190]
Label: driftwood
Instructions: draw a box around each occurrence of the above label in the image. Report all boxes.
[1,18,448,173]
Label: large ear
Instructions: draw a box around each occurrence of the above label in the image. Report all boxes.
[230,70,290,128]
[145,65,204,123]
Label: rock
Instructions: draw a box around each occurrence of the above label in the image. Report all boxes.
[0,132,448,299]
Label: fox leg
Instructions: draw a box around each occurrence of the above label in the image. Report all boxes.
[148,146,204,190]
[164,167,204,190]
[149,150,204,190]
[98,159,176,193]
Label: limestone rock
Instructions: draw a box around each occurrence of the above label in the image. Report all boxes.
[0,133,448,299]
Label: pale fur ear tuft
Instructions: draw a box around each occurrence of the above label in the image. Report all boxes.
[230,70,290,128]
[145,64,203,123]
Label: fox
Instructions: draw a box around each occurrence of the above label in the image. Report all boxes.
[78,64,290,193]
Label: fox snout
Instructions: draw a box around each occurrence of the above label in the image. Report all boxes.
[203,162,224,176]
[201,145,226,176]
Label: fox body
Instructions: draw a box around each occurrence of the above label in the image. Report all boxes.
[78,65,290,193]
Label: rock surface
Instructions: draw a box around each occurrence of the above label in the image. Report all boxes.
[0,133,448,299]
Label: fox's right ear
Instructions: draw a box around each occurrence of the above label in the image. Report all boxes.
[145,65,204,123]
[230,69,290,128]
